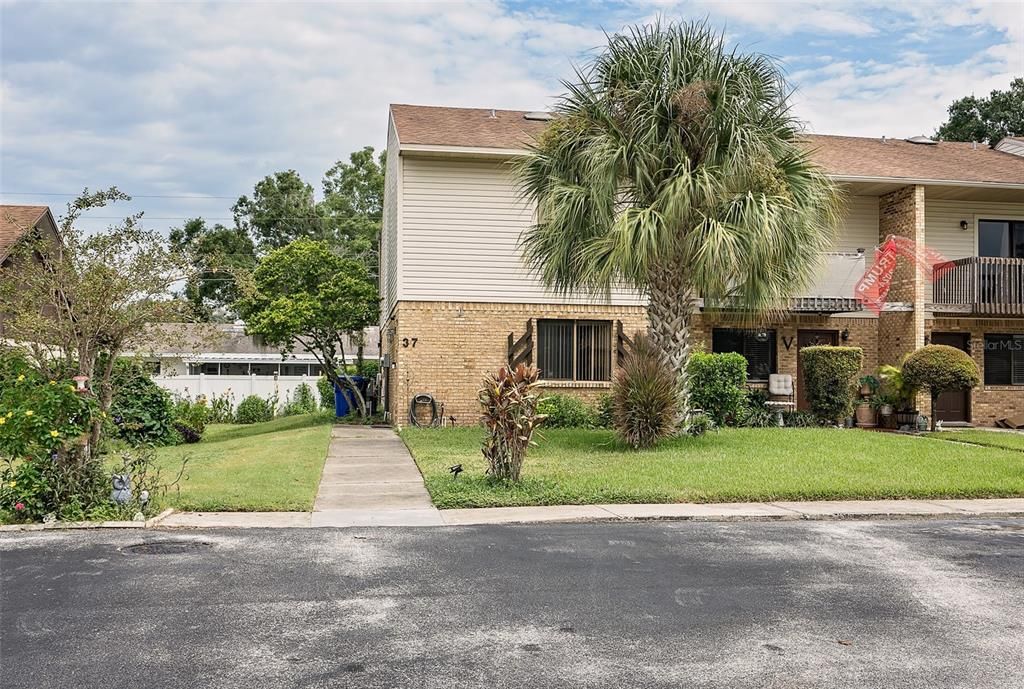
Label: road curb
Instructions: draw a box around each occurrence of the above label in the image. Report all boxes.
[0,507,177,532]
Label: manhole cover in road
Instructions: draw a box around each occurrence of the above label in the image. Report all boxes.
[122,540,213,555]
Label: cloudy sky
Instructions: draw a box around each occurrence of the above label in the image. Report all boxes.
[1,0,1021,234]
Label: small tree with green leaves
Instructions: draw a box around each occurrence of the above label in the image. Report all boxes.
[236,239,378,416]
[902,345,980,431]
[0,188,192,449]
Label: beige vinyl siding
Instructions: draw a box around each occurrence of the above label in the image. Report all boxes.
[832,195,879,260]
[925,198,1024,300]
[380,118,401,324]
[399,156,644,305]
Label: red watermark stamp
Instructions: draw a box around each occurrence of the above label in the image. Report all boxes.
[854,235,951,314]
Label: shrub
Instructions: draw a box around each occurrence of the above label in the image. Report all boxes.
[537,394,596,428]
[595,394,613,429]
[800,346,863,423]
[284,383,318,416]
[478,364,544,482]
[902,345,980,431]
[109,359,176,446]
[612,333,678,448]
[737,388,776,428]
[172,397,208,444]
[235,395,273,424]
[358,360,380,377]
[206,390,235,423]
[684,411,715,437]
[687,352,747,426]
[317,376,335,409]
[781,410,820,427]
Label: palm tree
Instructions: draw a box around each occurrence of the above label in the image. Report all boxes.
[515,21,844,423]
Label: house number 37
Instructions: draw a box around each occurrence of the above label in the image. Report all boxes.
[402,337,418,348]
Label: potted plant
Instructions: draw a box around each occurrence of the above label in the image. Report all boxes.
[855,375,879,427]
[878,364,919,428]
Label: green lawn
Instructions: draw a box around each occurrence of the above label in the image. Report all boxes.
[401,427,1024,509]
[154,413,333,512]
[927,429,1024,452]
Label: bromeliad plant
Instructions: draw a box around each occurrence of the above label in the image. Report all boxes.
[478,364,545,482]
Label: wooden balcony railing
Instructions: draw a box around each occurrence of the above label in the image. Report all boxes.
[932,257,1024,315]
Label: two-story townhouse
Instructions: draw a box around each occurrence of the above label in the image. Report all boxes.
[379,105,1024,427]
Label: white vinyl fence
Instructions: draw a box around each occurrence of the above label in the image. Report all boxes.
[153,374,326,412]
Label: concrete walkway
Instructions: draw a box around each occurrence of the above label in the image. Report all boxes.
[310,425,442,527]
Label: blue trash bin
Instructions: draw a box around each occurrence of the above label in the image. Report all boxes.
[333,376,366,418]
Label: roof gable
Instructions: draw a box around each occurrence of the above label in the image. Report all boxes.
[0,205,50,261]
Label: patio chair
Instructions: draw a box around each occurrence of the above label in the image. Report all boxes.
[765,374,795,427]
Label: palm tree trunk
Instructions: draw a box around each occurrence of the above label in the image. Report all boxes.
[647,261,696,428]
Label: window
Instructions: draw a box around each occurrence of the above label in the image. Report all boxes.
[979,220,1024,258]
[189,362,220,375]
[281,363,310,377]
[250,363,280,376]
[984,334,1024,385]
[221,362,249,376]
[712,328,777,381]
[537,319,612,382]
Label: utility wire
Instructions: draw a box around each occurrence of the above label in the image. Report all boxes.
[0,191,239,200]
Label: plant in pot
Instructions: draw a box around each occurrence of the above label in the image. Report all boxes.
[878,364,919,429]
[855,374,879,428]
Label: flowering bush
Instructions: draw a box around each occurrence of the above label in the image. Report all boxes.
[108,359,176,446]
[0,350,104,522]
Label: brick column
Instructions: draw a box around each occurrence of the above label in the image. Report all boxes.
[877,185,926,366]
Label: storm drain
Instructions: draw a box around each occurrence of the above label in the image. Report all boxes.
[122,540,213,555]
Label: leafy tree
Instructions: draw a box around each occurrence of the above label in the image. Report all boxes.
[232,170,325,252]
[902,345,980,431]
[515,21,843,425]
[236,239,378,416]
[169,217,256,321]
[936,77,1024,145]
[0,188,193,448]
[321,147,386,279]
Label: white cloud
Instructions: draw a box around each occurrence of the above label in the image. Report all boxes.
[1,0,1021,234]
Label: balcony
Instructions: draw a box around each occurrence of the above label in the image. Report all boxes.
[932,257,1024,316]
[700,252,865,314]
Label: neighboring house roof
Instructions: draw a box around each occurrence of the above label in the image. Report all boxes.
[389,104,1024,186]
[0,205,51,262]
[134,323,381,360]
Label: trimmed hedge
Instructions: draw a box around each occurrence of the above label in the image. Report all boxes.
[800,346,863,423]
[902,345,980,430]
[687,352,747,426]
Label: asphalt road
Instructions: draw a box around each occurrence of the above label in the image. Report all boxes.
[2,519,1023,688]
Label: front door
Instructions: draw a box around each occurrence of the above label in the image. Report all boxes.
[931,333,971,423]
[797,330,839,411]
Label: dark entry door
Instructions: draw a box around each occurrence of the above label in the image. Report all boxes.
[931,333,971,423]
[797,330,839,411]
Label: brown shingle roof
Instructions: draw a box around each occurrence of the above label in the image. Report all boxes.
[802,134,1024,185]
[0,205,49,260]
[391,104,548,150]
[390,104,1024,185]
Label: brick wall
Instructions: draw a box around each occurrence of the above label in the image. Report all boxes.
[385,300,878,426]
[877,185,926,366]
[927,317,1024,426]
[386,301,647,426]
